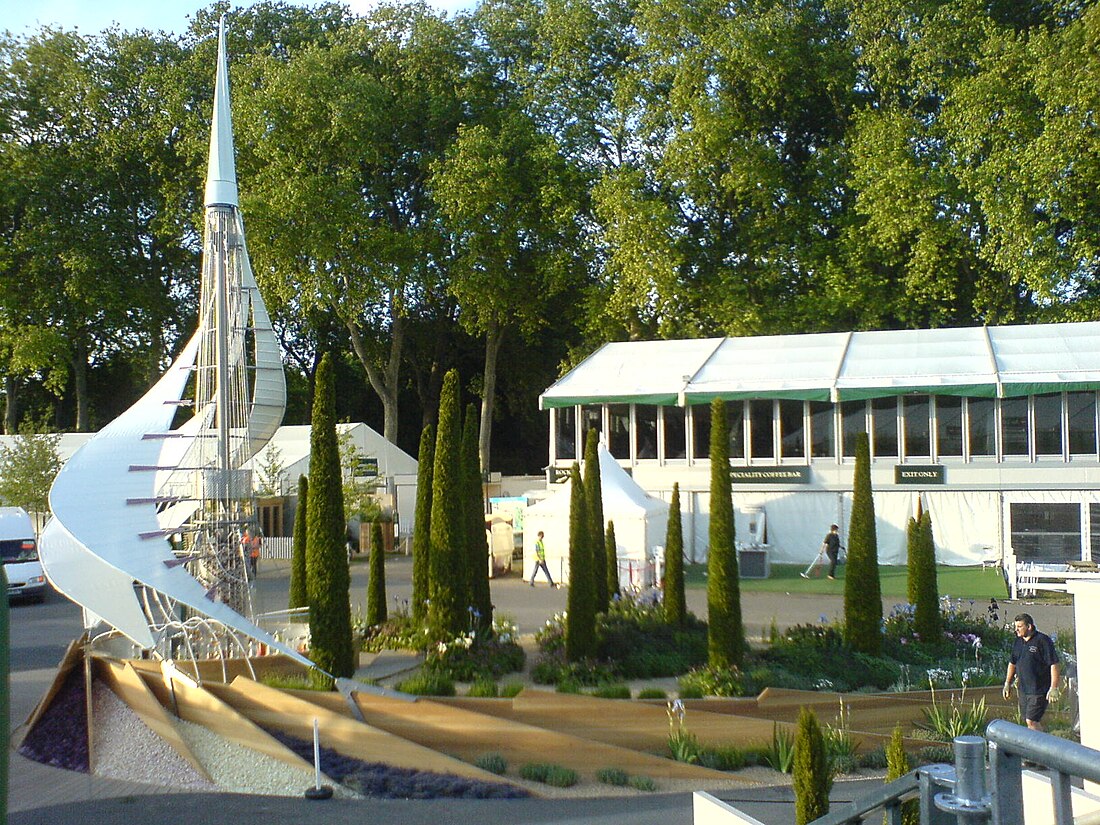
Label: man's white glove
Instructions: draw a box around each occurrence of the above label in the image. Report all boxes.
[1003,682,1013,701]
[1047,686,1060,703]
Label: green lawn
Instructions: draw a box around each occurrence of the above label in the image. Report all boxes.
[683,563,1007,600]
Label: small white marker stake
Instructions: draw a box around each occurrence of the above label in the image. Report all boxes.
[304,717,333,800]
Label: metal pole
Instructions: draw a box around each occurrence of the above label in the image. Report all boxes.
[935,736,991,825]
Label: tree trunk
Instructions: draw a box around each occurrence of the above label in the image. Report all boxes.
[479,322,505,472]
[3,374,17,434]
[345,312,403,444]
[72,346,90,431]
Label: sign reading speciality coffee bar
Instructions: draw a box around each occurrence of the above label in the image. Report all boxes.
[729,466,811,484]
[894,464,945,485]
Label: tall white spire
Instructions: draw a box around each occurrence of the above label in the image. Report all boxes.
[205,17,239,208]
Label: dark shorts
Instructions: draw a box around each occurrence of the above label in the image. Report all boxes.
[1019,694,1049,723]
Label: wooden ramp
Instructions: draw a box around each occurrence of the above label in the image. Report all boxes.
[206,676,513,785]
[353,690,752,783]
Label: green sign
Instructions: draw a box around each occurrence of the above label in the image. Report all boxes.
[729,466,811,484]
[355,457,379,478]
[894,464,945,485]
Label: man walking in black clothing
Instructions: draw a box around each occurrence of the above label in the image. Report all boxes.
[822,524,842,579]
[1003,612,1061,731]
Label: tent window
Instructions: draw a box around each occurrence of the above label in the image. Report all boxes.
[609,404,630,458]
[635,404,658,459]
[581,405,602,442]
[1001,397,1029,457]
[1010,502,1081,562]
[1033,394,1063,457]
[749,400,774,459]
[663,406,686,460]
[809,400,834,458]
[903,395,930,457]
[555,406,577,461]
[936,396,963,457]
[692,403,712,460]
[968,398,996,457]
[729,402,747,459]
[779,400,805,458]
[1068,392,1097,455]
[841,400,866,458]
[872,397,898,458]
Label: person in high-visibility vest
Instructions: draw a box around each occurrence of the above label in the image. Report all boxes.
[530,531,556,587]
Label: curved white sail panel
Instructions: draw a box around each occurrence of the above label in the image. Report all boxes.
[39,19,306,671]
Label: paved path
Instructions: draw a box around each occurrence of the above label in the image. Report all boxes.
[8,555,1075,825]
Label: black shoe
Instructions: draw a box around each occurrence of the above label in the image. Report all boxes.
[529,581,534,587]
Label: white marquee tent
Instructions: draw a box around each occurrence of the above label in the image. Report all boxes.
[523,444,669,587]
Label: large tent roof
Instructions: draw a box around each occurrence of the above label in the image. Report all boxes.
[540,321,1100,408]
[527,444,668,518]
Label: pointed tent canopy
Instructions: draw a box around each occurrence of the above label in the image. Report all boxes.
[205,19,238,208]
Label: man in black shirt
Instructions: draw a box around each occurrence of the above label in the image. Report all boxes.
[822,524,842,579]
[1003,612,1060,731]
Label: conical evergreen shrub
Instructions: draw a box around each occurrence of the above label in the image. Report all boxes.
[905,515,920,605]
[411,423,434,623]
[1,567,9,817]
[566,463,597,661]
[793,706,830,825]
[429,370,465,637]
[708,398,744,667]
[583,429,608,613]
[606,520,619,599]
[664,482,686,626]
[463,404,492,630]
[288,474,309,610]
[885,724,918,825]
[844,432,882,656]
[913,511,941,641]
[366,521,387,626]
[306,352,355,678]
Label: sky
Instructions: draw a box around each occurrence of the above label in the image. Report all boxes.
[2,1,476,38]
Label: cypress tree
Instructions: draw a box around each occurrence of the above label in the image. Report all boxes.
[306,352,355,678]
[411,423,434,623]
[708,398,744,668]
[288,474,309,610]
[583,429,608,613]
[905,515,920,605]
[885,724,919,825]
[366,521,387,626]
[463,404,492,630]
[566,462,597,661]
[664,482,686,626]
[429,369,465,637]
[844,432,883,656]
[793,707,831,825]
[913,511,941,641]
[606,520,619,599]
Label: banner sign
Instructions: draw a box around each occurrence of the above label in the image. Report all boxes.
[729,466,811,484]
[894,464,945,485]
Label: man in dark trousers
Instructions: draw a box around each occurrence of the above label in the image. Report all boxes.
[1003,612,1061,731]
[822,524,842,579]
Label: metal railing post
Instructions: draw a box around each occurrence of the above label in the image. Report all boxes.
[934,736,991,825]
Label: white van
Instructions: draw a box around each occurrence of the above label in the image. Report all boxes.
[1,506,47,603]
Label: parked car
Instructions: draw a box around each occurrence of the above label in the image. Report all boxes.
[1,506,47,603]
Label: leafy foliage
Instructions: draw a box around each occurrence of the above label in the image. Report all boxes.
[583,428,608,612]
[462,404,492,629]
[411,423,433,623]
[305,353,355,678]
[429,370,465,637]
[913,512,942,642]
[885,725,919,825]
[566,462,597,661]
[0,428,61,520]
[605,519,620,602]
[518,763,578,787]
[844,433,882,655]
[395,671,456,697]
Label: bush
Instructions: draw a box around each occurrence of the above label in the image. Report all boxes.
[475,753,507,775]
[916,745,954,766]
[637,687,668,700]
[859,746,889,770]
[396,671,456,696]
[519,763,578,787]
[259,673,325,691]
[467,678,499,698]
[629,775,658,791]
[793,708,830,825]
[596,767,629,786]
[678,665,752,697]
[423,628,526,681]
[500,682,525,698]
[531,652,617,687]
[597,598,708,678]
[844,432,883,656]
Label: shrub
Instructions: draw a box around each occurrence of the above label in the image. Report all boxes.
[500,681,525,698]
[519,763,577,787]
[596,767,629,786]
[597,597,708,678]
[679,684,704,699]
[844,432,882,656]
[637,687,668,699]
[664,482,686,626]
[475,753,507,775]
[591,683,632,699]
[913,512,941,642]
[584,428,609,613]
[667,700,701,763]
[707,398,745,667]
[411,424,434,622]
[396,671,456,696]
[918,691,988,741]
[467,678,499,698]
[765,722,796,774]
[793,708,830,825]
[424,631,525,681]
[259,673,324,691]
[429,369,466,637]
[916,745,954,765]
[366,520,387,626]
[678,665,751,697]
[629,775,658,791]
[566,462,597,661]
[885,725,918,825]
[288,475,308,610]
[860,746,889,770]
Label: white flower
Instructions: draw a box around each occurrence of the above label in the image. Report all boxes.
[437,642,448,655]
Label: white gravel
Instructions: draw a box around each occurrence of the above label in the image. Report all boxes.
[175,718,359,799]
[91,682,215,790]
